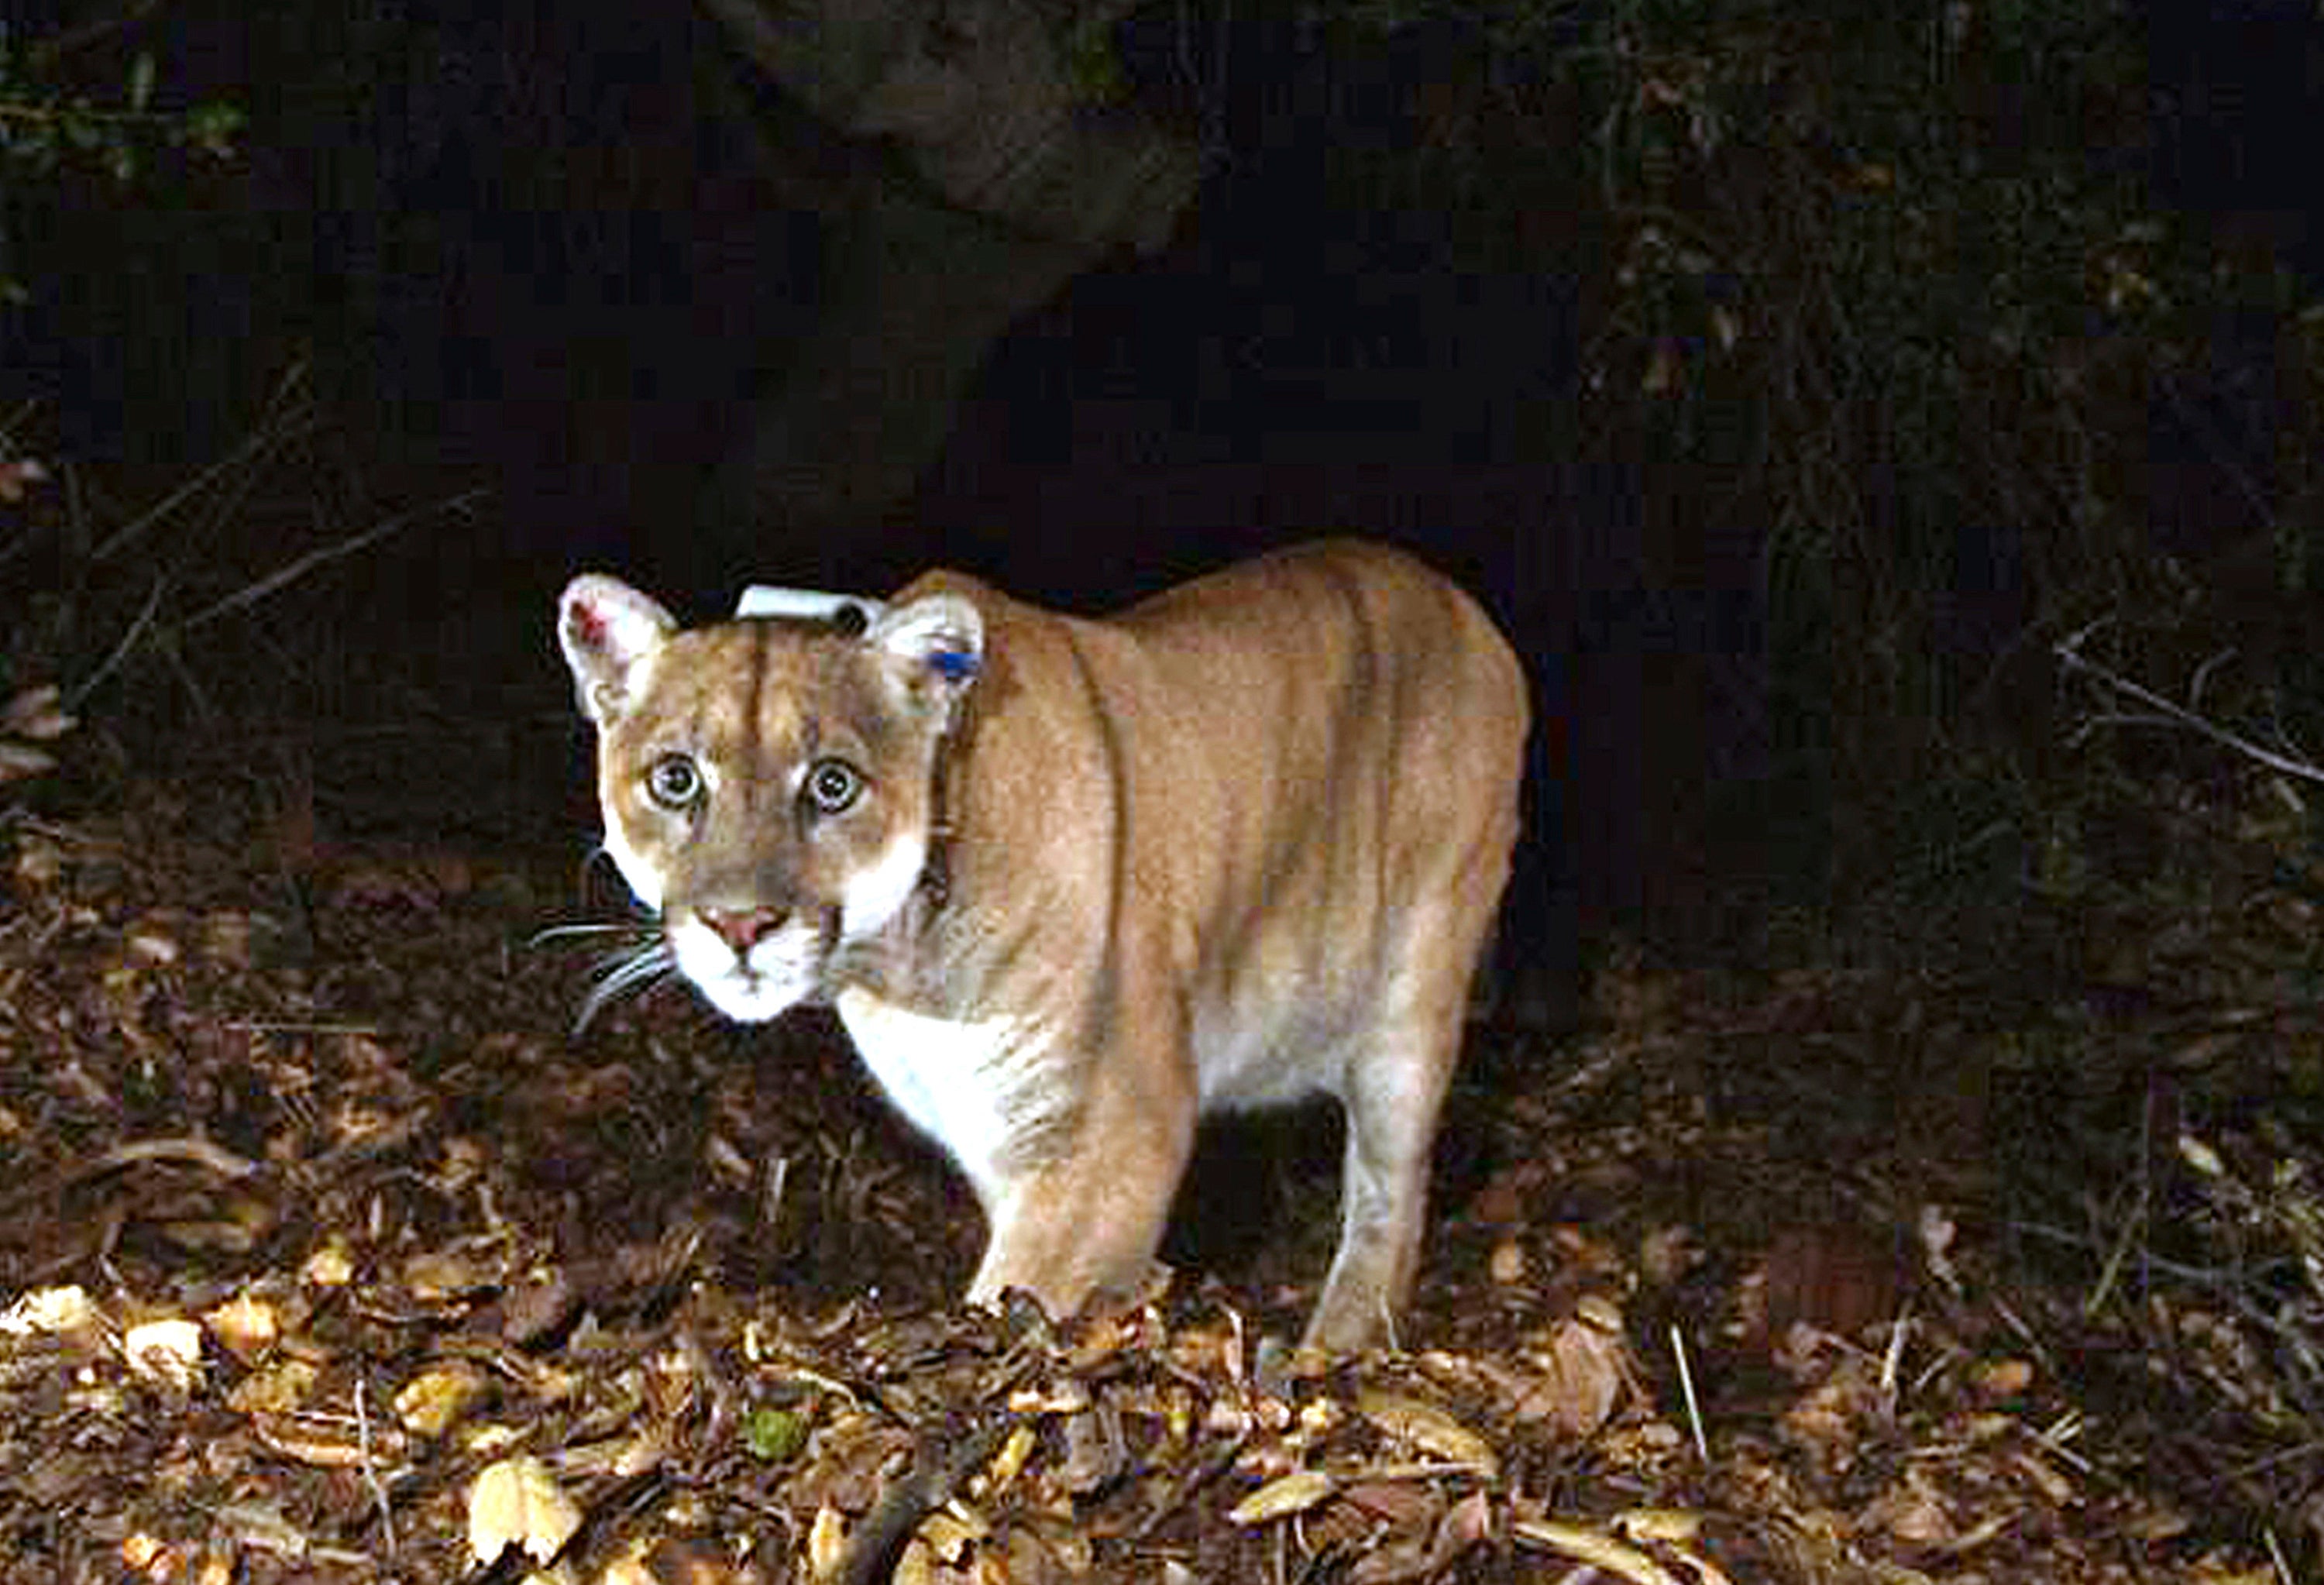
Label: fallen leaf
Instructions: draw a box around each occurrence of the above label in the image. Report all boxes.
[1356,1388,1499,1476]
[120,1532,176,1576]
[0,456,47,503]
[807,1504,847,1579]
[0,741,57,782]
[1637,1226,1698,1287]
[1511,1517,1689,1584]
[892,1536,937,1585]
[920,1504,987,1563]
[227,1359,318,1416]
[1229,1468,1337,1525]
[467,1453,583,1568]
[1346,1534,1433,1583]
[1972,1358,2034,1399]
[1508,1309,1632,1436]
[302,1239,356,1288]
[1055,1400,1125,1494]
[2,683,73,740]
[397,1362,489,1436]
[249,1412,394,1468]
[210,1501,312,1561]
[202,1292,280,1362]
[1337,1481,1439,1527]
[980,1422,1036,1493]
[2012,1449,2078,1506]
[1868,1479,1955,1546]
[123,1318,205,1391]
[0,1284,98,1336]
[1612,1507,1701,1544]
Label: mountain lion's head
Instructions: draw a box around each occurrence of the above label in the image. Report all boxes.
[558,575,982,1022]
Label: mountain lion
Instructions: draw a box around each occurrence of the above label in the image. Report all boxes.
[558,540,1527,1349]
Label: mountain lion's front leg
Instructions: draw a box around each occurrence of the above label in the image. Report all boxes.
[965,1033,1198,1322]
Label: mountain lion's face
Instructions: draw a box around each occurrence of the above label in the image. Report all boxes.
[559,576,981,1021]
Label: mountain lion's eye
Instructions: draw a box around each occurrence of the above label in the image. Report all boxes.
[803,758,862,816]
[645,754,702,809]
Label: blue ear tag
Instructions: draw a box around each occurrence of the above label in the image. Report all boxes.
[930,649,979,683]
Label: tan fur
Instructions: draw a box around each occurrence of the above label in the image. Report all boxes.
[559,540,1527,1349]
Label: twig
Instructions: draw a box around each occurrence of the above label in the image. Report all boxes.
[181,488,486,633]
[1877,1302,1912,1412]
[163,635,219,725]
[353,1377,396,1556]
[2264,1523,2293,1585]
[2158,373,2281,539]
[64,456,88,559]
[87,1136,257,1177]
[220,1021,382,1037]
[91,396,318,563]
[838,1413,1016,1585]
[0,1134,259,1218]
[64,572,167,712]
[0,903,70,1006]
[2083,1198,2145,1320]
[26,0,168,66]
[2211,1437,2324,1490]
[2082,1082,2159,1318]
[1129,1432,1247,1542]
[1669,1323,1707,1462]
[1545,1040,1633,1102]
[2056,627,2324,786]
[2029,1410,2094,1475]
[2013,1218,2280,1288]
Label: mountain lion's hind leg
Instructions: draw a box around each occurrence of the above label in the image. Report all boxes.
[1304,867,1507,1353]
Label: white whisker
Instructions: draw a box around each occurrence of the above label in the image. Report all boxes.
[529,920,655,947]
[574,937,676,1032]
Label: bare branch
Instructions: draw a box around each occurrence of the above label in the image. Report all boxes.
[2054,632,2324,787]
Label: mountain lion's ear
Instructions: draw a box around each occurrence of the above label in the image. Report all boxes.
[868,593,983,704]
[559,575,678,724]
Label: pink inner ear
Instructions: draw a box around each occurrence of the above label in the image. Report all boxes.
[569,600,610,650]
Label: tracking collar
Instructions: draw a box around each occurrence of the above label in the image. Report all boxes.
[735,581,966,915]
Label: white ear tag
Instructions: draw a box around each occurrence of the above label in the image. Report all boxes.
[735,585,889,627]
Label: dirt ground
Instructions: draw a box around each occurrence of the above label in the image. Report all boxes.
[0,701,2314,1584]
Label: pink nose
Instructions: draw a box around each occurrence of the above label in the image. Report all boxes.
[699,907,786,954]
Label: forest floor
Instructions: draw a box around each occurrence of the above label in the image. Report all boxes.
[0,698,2315,1584]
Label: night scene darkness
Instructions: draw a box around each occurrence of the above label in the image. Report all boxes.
[2,2,2323,1576]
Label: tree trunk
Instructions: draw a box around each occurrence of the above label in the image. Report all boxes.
[696,0,1198,541]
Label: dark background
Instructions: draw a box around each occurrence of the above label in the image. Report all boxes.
[4,0,2319,986]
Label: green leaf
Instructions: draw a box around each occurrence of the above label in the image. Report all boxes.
[742,1405,809,1463]
[129,52,156,112]
[186,100,242,159]
[1064,17,1126,105]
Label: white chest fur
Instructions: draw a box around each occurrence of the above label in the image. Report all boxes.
[831,988,1061,1208]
